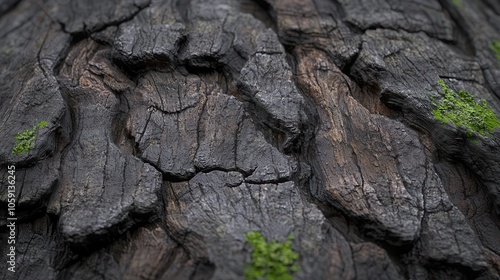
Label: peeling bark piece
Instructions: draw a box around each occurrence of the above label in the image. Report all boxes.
[338,0,454,41]
[0,154,59,220]
[239,52,308,146]
[296,49,422,245]
[113,0,185,66]
[351,29,492,110]
[417,209,488,271]
[51,0,151,34]
[351,243,403,280]
[130,72,208,179]
[116,23,184,63]
[50,41,162,245]
[195,92,243,171]
[237,116,296,183]
[271,0,361,67]
[55,93,162,246]
[136,71,204,113]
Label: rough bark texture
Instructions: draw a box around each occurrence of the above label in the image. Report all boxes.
[1,0,500,279]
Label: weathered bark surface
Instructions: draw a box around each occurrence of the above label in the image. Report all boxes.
[1,0,500,279]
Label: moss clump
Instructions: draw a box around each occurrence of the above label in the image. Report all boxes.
[432,79,500,137]
[12,121,48,155]
[452,0,462,8]
[244,231,299,280]
[491,41,500,64]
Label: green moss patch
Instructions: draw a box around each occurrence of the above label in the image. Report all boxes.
[432,79,500,137]
[491,41,500,64]
[245,231,299,280]
[12,121,48,155]
[452,0,462,8]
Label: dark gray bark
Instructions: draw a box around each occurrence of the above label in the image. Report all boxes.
[1,0,500,279]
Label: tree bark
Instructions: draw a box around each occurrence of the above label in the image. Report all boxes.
[1,0,500,279]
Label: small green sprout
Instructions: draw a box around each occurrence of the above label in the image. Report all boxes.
[12,121,48,155]
[432,80,500,137]
[244,231,299,280]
